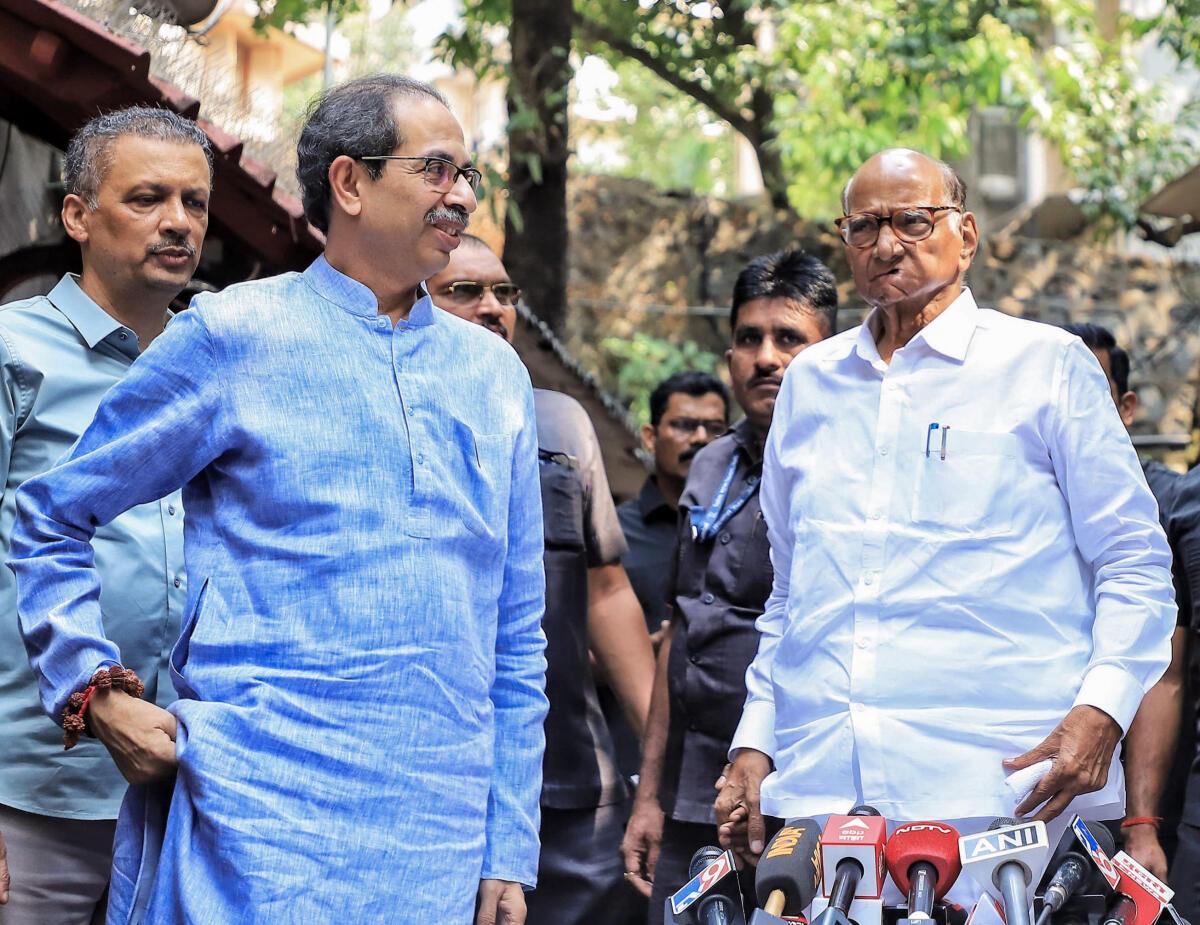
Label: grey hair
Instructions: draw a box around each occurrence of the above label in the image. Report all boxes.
[296,74,449,233]
[64,106,213,209]
[841,148,967,214]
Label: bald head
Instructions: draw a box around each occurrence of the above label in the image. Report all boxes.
[842,148,966,214]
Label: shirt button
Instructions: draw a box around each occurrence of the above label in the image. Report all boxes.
[879,447,889,456]
[690,654,701,665]
[118,331,128,340]
[416,453,425,465]
[870,511,881,520]
[173,577,182,588]
[702,592,715,605]
[863,574,874,586]
[719,532,731,545]
[168,505,176,516]
[857,637,870,649]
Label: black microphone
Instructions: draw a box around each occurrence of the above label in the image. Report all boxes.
[1034,822,1117,925]
[691,847,736,925]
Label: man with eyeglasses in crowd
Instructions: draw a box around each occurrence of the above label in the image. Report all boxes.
[715,150,1174,903]
[610,370,729,772]
[427,233,656,925]
[619,372,731,652]
[621,249,838,922]
[8,75,545,925]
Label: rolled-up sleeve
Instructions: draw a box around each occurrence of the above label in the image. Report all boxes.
[8,309,227,722]
[1049,340,1175,733]
[481,375,548,888]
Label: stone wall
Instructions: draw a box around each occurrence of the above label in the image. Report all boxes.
[552,175,1200,449]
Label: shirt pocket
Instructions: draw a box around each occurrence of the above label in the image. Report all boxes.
[732,509,774,612]
[539,456,586,551]
[169,576,209,699]
[457,426,513,540]
[913,429,1021,532]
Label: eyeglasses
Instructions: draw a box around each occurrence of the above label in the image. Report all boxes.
[665,417,728,437]
[440,281,522,306]
[835,206,962,247]
[357,155,483,194]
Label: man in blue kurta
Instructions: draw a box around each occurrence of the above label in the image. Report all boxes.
[7,75,547,925]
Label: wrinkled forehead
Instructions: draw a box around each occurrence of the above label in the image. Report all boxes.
[845,155,948,213]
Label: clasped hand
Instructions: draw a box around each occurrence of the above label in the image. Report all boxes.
[87,688,178,785]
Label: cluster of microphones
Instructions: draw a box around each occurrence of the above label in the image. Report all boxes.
[665,806,1190,925]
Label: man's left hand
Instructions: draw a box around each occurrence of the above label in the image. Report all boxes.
[476,879,526,925]
[1004,704,1123,821]
[1121,824,1169,880]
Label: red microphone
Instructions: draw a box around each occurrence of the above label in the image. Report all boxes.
[885,822,963,921]
[1100,851,1174,925]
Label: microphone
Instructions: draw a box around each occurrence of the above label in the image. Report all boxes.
[812,806,888,925]
[1034,820,1118,925]
[750,818,823,924]
[884,821,963,921]
[1098,851,1174,925]
[958,818,1051,925]
[666,846,747,925]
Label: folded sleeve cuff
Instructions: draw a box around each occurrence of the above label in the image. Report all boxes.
[729,699,776,761]
[1073,663,1147,735]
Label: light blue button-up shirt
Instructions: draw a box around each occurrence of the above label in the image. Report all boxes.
[9,257,548,923]
[0,275,184,820]
[732,289,1174,822]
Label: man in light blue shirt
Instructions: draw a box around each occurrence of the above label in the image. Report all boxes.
[8,75,547,925]
[0,107,211,924]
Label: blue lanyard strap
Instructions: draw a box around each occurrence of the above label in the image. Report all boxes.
[689,452,760,543]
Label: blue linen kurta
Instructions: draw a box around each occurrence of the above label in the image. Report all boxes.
[8,256,548,923]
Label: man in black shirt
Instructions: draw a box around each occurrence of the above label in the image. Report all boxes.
[428,235,656,924]
[621,250,838,922]
[1064,322,1193,884]
[609,373,730,789]
[619,372,730,645]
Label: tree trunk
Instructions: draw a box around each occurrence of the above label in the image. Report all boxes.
[504,0,572,335]
[748,86,789,210]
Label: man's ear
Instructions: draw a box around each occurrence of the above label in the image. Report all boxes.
[1118,390,1138,429]
[328,155,365,221]
[61,193,91,245]
[959,211,979,267]
[640,422,656,455]
[724,347,733,375]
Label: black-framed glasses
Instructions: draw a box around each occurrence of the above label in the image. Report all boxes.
[357,155,483,193]
[665,417,728,437]
[440,281,522,306]
[835,205,961,247]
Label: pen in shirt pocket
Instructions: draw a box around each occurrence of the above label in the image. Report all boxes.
[924,423,950,460]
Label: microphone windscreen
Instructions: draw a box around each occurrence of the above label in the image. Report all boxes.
[756,818,823,914]
[886,822,963,900]
[690,845,725,878]
[850,805,882,817]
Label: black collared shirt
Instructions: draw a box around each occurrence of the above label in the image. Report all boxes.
[618,476,679,633]
[660,419,774,824]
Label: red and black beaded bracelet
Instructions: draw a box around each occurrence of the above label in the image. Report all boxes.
[61,666,145,750]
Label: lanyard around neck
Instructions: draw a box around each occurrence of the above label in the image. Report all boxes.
[689,451,760,543]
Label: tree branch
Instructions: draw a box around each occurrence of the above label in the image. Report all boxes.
[574,12,757,139]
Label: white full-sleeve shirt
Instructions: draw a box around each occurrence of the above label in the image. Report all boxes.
[730,288,1175,822]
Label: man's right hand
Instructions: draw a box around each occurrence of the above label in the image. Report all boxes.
[0,826,9,904]
[87,688,178,785]
[648,620,671,653]
[621,793,664,898]
[714,749,771,867]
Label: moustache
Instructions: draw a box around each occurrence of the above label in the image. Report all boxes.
[748,375,783,390]
[146,239,196,257]
[680,447,701,463]
[425,207,470,231]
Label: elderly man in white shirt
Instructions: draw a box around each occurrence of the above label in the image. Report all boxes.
[715,148,1175,892]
